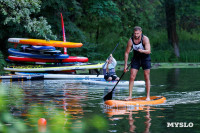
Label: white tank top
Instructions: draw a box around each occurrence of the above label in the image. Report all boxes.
[131,35,145,51]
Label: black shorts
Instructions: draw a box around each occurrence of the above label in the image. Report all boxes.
[131,58,151,70]
[104,73,118,80]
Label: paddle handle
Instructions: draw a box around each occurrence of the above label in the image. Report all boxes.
[111,42,119,55]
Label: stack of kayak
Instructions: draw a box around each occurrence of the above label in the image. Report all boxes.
[3,38,104,79]
[3,38,145,87]
[6,38,89,65]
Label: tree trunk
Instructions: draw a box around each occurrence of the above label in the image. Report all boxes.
[96,26,99,44]
[165,0,180,57]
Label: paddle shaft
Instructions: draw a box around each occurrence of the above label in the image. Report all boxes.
[102,42,119,69]
[111,42,119,55]
[110,61,132,92]
[106,42,120,60]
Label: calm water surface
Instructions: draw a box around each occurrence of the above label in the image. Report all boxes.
[1,68,200,133]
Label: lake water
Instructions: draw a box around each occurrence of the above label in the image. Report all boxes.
[1,68,200,132]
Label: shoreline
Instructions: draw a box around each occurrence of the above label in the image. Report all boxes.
[94,61,200,70]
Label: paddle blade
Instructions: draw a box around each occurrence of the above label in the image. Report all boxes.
[103,90,113,101]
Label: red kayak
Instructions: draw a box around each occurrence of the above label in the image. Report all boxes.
[8,56,88,63]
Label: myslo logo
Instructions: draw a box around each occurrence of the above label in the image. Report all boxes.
[167,122,193,127]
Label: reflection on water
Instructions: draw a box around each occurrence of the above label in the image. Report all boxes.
[1,68,200,132]
[104,106,155,133]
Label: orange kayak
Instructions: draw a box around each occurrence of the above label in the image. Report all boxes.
[105,96,166,108]
[8,38,83,48]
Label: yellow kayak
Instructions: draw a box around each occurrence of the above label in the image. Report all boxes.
[8,38,83,48]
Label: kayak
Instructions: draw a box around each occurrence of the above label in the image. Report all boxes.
[29,46,56,51]
[15,72,104,80]
[4,63,104,72]
[21,45,56,51]
[104,96,166,107]
[8,38,83,48]
[81,79,145,86]
[8,56,89,63]
[8,48,69,59]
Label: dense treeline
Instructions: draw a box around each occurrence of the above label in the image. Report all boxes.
[0,0,200,62]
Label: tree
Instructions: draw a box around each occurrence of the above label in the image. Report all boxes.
[165,0,179,57]
[40,0,85,42]
[0,0,56,54]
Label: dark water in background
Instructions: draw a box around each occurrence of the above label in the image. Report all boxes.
[1,68,200,132]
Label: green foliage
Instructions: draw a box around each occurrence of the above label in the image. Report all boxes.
[176,0,200,31]
[0,51,7,71]
[0,0,56,41]
[0,85,110,133]
[0,0,200,63]
[82,115,108,132]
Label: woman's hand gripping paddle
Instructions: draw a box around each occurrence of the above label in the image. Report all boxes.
[103,61,132,101]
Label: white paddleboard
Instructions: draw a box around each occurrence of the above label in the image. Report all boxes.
[15,72,104,80]
[81,79,145,86]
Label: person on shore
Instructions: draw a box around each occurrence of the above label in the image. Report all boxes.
[103,54,119,81]
[124,26,151,101]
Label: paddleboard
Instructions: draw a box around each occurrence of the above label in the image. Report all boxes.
[81,79,145,86]
[6,58,82,65]
[21,45,56,51]
[30,46,56,51]
[4,63,104,72]
[15,72,104,79]
[8,56,88,63]
[0,75,44,81]
[104,96,166,107]
[8,48,69,59]
[8,38,83,48]
[43,50,62,55]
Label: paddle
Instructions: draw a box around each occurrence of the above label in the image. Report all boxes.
[102,42,120,69]
[103,60,132,101]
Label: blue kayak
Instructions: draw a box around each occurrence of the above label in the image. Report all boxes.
[30,46,56,51]
[8,48,69,59]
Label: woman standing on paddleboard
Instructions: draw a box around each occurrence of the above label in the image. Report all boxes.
[124,26,151,101]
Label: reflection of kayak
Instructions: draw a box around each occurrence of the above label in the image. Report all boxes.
[8,48,69,59]
[81,79,145,86]
[0,75,44,81]
[8,38,83,48]
[4,63,104,72]
[105,96,166,107]
[8,56,89,63]
[15,72,104,79]
[105,106,144,116]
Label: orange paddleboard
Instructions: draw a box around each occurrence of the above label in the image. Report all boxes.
[105,96,166,108]
[8,38,83,48]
